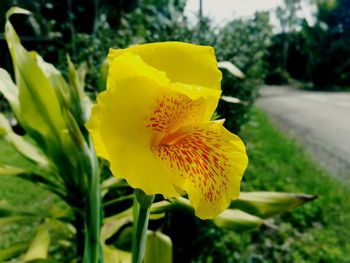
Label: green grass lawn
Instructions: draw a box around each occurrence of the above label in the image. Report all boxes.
[0,140,46,249]
[0,140,73,261]
[237,108,350,263]
[1,108,350,262]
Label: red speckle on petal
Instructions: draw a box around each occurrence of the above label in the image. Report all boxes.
[145,91,238,213]
[155,127,233,204]
[146,93,205,134]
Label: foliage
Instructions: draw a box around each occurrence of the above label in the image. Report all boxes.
[215,12,272,132]
[239,109,350,262]
[135,107,350,263]
[1,0,272,132]
[304,0,350,89]
[0,4,320,263]
[0,7,102,262]
[0,16,315,258]
[265,0,350,89]
[265,32,311,84]
[2,106,344,262]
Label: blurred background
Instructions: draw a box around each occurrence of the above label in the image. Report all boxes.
[0,0,349,262]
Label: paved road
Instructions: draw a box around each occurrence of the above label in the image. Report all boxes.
[257,86,350,182]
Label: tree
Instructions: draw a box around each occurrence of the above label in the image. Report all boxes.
[275,0,302,72]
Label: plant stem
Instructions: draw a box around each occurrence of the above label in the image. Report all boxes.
[74,210,85,258]
[132,189,155,263]
[83,146,103,263]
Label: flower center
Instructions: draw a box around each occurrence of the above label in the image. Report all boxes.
[159,129,189,146]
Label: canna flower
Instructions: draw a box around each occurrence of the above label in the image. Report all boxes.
[87,42,248,219]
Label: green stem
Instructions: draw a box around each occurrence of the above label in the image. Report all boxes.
[83,146,103,263]
[132,189,155,263]
[103,194,134,207]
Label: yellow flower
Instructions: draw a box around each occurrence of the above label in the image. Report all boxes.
[87,42,248,219]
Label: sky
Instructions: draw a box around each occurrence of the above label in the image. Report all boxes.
[184,0,316,29]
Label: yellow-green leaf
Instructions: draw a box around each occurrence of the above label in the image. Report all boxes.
[0,244,27,261]
[231,191,317,218]
[103,245,131,263]
[0,165,26,176]
[97,58,108,92]
[0,215,26,225]
[31,51,71,110]
[67,56,91,124]
[0,201,37,217]
[213,209,264,232]
[0,68,20,117]
[0,114,49,167]
[101,213,132,242]
[5,7,67,153]
[22,224,51,261]
[144,231,172,263]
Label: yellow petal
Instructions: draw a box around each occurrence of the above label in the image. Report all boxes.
[86,93,110,160]
[107,52,169,90]
[155,122,248,219]
[88,75,177,196]
[146,82,220,141]
[87,52,221,197]
[108,42,222,90]
[167,82,221,122]
[88,43,247,218]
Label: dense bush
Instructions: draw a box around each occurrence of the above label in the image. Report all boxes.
[0,4,275,260]
[1,0,272,132]
[264,0,350,90]
[308,0,350,89]
[215,12,272,132]
[265,30,315,85]
[3,2,346,262]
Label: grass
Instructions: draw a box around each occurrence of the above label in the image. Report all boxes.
[0,140,74,261]
[237,108,350,263]
[1,108,350,262]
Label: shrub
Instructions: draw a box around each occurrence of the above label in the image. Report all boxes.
[215,12,272,132]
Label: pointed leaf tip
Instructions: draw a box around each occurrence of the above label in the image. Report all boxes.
[6,7,31,20]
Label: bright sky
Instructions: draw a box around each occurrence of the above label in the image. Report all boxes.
[184,0,316,28]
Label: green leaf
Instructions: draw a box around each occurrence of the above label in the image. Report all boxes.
[0,201,70,222]
[101,178,130,198]
[5,7,67,154]
[22,224,51,261]
[0,201,38,217]
[67,56,91,125]
[0,243,27,261]
[16,173,67,202]
[101,214,132,242]
[25,260,57,263]
[231,191,317,218]
[0,165,26,176]
[0,165,66,203]
[102,245,131,263]
[97,59,108,92]
[0,68,20,117]
[114,226,133,251]
[150,200,172,215]
[170,197,195,215]
[0,114,49,167]
[149,212,166,220]
[144,231,172,263]
[67,56,87,101]
[6,6,31,19]
[0,215,27,225]
[212,209,264,232]
[30,51,71,111]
